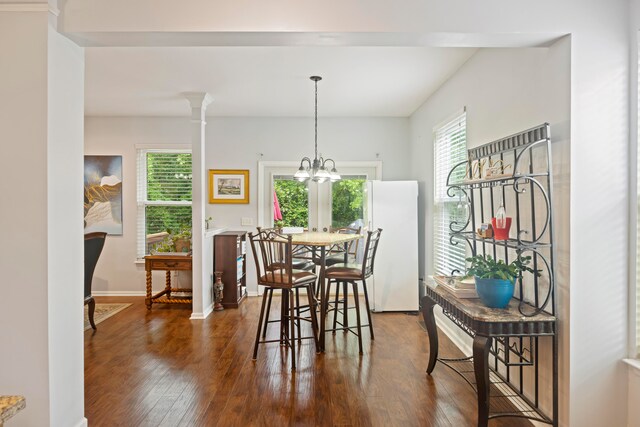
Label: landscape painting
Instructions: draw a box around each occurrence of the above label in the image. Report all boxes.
[209,169,249,204]
[84,155,123,234]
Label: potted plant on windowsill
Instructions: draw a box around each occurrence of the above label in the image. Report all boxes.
[465,254,539,308]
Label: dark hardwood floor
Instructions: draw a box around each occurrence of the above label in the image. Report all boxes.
[85,296,532,427]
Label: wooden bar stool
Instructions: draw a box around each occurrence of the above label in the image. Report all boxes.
[249,229,320,371]
[323,228,382,354]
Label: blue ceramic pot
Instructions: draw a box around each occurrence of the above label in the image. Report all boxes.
[474,277,515,309]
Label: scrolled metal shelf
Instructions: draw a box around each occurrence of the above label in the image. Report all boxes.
[451,172,549,189]
[451,231,551,251]
[516,248,555,317]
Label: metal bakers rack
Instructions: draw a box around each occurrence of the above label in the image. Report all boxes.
[422,123,558,426]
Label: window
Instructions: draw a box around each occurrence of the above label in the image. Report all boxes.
[261,163,379,231]
[433,110,467,275]
[331,176,366,229]
[273,175,309,228]
[137,149,192,258]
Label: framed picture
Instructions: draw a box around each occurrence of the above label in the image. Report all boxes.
[209,169,250,204]
[84,155,123,235]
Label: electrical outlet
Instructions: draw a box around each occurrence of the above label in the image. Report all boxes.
[241,217,253,226]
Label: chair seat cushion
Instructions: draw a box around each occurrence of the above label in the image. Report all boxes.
[325,263,363,280]
[292,259,316,271]
[260,269,317,285]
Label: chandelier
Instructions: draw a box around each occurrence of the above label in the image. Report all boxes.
[294,76,341,183]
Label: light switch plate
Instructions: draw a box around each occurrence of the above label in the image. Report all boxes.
[241,217,253,226]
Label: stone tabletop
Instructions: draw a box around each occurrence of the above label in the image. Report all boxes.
[0,396,25,423]
[288,232,361,247]
[428,283,556,323]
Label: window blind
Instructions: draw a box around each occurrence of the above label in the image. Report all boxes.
[136,149,192,258]
[433,111,467,276]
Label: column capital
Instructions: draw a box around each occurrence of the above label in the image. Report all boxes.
[184,92,213,109]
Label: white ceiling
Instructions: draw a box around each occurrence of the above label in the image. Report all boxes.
[85,46,477,117]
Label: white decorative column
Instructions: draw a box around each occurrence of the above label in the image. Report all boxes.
[184,92,213,319]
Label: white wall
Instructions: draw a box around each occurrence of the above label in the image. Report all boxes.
[47,26,86,427]
[0,8,85,427]
[409,43,570,423]
[628,3,640,427]
[85,116,410,295]
[0,11,51,427]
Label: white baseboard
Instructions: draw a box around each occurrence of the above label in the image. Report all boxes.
[75,417,88,427]
[434,309,472,356]
[93,291,147,297]
[190,304,213,320]
[247,291,259,297]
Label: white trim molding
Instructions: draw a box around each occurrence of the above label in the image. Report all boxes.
[190,304,213,320]
[434,309,472,356]
[0,3,58,15]
[92,291,146,297]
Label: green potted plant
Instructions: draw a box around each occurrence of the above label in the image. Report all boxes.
[465,254,539,308]
[152,235,175,253]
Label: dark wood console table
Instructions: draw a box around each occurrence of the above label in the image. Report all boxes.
[422,285,556,426]
[144,254,192,310]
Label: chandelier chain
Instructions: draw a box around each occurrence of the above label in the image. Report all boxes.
[314,77,318,160]
[293,75,340,183]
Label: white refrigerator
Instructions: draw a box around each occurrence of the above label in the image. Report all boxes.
[364,180,419,312]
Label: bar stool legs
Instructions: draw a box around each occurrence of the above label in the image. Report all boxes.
[253,289,269,360]
[361,279,375,340]
[252,284,319,371]
[352,282,364,354]
[325,278,373,354]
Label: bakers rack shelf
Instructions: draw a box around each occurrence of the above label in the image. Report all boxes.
[422,123,558,427]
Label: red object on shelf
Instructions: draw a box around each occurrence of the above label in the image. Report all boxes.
[491,217,512,240]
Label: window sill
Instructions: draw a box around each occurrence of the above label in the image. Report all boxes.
[623,358,640,377]
[135,259,145,265]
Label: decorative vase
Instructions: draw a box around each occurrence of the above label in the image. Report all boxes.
[213,271,224,311]
[474,276,515,309]
[491,217,512,240]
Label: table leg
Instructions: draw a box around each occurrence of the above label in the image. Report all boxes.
[145,270,152,310]
[473,335,493,427]
[319,246,327,352]
[421,295,438,373]
[165,271,172,298]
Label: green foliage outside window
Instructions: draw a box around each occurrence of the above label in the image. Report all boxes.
[145,152,192,236]
[274,180,309,227]
[331,179,365,228]
[273,177,366,229]
[147,153,192,201]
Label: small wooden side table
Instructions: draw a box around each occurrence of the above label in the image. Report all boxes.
[144,254,192,310]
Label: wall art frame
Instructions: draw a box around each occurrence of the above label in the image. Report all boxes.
[84,155,123,235]
[209,169,250,204]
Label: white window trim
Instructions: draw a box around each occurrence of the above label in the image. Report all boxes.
[433,109,467,276]
[136,146,192,260]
